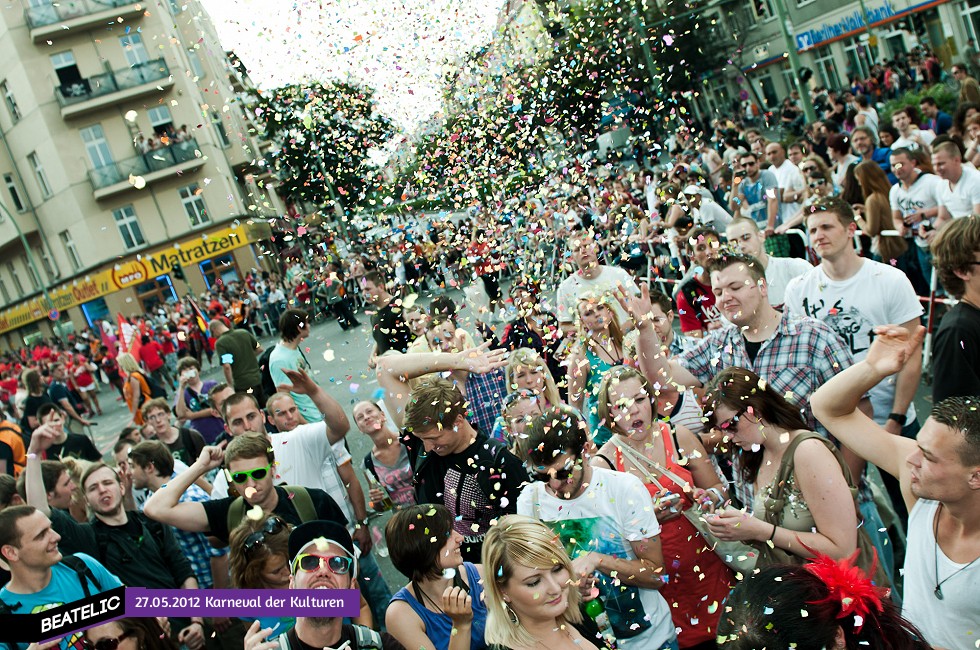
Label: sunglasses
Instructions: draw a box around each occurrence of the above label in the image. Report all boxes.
[529,456,579,483]
[243,517,285,556]
[85,633,132,650]
[809,179,827,188]
[800,166,817,173]
[292,553,353,575]
[228,464,272,484]
[717,409,746,432]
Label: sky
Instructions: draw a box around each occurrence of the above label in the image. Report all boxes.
[198,0,508,133]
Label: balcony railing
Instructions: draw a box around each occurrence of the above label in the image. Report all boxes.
[26,0,138,29]
[89,138,200,191]
[56,60,170,107]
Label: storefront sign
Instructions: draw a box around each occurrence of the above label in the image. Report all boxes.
[0,224,255,335]
[796,1,897,50]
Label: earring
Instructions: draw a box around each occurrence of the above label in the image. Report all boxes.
[504,603,520,626]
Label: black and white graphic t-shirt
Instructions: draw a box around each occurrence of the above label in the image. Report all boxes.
[784,259,923,425]
[889,172,942,248]
[403,432,528,562]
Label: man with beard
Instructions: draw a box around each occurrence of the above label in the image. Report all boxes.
[244,521,405,650]
[23,427,204,649]
[812,328,980,650]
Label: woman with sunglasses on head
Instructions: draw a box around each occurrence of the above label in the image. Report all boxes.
[482,515,611,650]
[567,292,626,447]
[229,515,296,639]
[717,554,929,649]
[85,618,177,650]
[385,504,489,650]
[701,367,881,577]
[491,348,563,442]
[591,362,733,649]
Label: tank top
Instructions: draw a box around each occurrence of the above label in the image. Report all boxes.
[390,562,488,650]
[612,424,734,646]
[902,499,980,649]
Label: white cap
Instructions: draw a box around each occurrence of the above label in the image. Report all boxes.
[682,185,703,196]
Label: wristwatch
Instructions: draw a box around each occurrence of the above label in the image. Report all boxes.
[887,412,907,426]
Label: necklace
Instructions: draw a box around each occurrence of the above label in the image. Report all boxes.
[932,503,980,600]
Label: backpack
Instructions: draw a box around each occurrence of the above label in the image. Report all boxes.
[0,555,101,614]
[0,421,26,476]
[226,485,317,533]
[93,513,169,568]
[177,427,205,466]
[258,345,278,401]
[277,625,381,650]
[143,372,168,399]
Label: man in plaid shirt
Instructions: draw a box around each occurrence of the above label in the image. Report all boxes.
[129,440,226,589]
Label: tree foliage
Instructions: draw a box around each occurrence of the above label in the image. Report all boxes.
[250,81,394,212]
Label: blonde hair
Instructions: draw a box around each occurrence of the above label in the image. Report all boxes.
[595,365,656,435]
[574,292,624,350]
[505,348,561,407]
[482,515,583,649]
[118,353,140,375]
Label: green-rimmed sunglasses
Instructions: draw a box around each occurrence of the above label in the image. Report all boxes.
[227,463,272,484]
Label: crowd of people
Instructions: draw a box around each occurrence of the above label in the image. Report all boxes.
[2,44,980,650]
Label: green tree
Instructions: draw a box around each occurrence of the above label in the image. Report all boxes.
[251,81,394,212]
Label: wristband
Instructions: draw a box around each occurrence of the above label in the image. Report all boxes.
[768,524,777,542]
[887,412,907,426]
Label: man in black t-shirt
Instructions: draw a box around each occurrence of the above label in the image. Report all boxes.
[360,271,412,367]
[47,363,92,429]
[36,404,100,462]
[143,433,347,544]
[378,355,528,562]
[930,216,980,402]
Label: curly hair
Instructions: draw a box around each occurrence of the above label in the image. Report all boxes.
[228,515,292,589]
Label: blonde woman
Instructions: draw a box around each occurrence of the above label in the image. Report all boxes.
[505,348,561,407]
[567,292,625,447]
[118,352,151,426]
[482,515,608,650]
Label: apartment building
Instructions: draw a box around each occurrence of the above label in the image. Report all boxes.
[694,0,980,116]
[0,0,284,349]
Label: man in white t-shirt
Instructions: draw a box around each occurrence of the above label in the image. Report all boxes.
[932,141,980,231]
[765,141,805,225]
[785,196,923,522]
[556,229,639,333]
[516,406,676,650]
[726,217,811,307]
[889,147,943,285]
[682,185,732,230]
[891,106,936,152]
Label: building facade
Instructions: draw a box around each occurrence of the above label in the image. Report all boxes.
[698,0,980,115]
[0,0,284,349]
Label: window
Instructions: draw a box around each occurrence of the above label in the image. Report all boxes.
[80,124,115,170]
[752,70,778,109]
[148,106,174,136]
[120,34,151,66]
[25,257,40,290]
[200,254,238,288]
[6,262,24,297]
[188,50,206,78]
[112,206,146,250]
[0,276,10,304]
[81,297,110,326]
[1,81,20,122]
[780,64,796,97]
[179,184,209,226]
[36,246,56,280]
[50,51,83,88]
[4,174,25,212]
[844,36,878,80]
[814,46,840,89]
[212,111,231,147]
[751,0,774,20]
[962,0,980,45]
[59,230,82,271]
[27,152,52,198]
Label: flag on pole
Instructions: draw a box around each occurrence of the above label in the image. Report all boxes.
[187,297,212,339]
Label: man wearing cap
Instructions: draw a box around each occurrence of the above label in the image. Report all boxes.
[244,521,405,650]
[682,185,732,231]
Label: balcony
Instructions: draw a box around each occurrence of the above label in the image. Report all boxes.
[88,138,206,201]
[26,0,144,44]
[56,59,173,120]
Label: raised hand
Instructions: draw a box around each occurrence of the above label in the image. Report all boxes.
[460,341,509,374]
[614,282,655,330]
[243,620,279,650]
[278,367,318,396]
[196,445,225,472]
[865,325,925,378]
